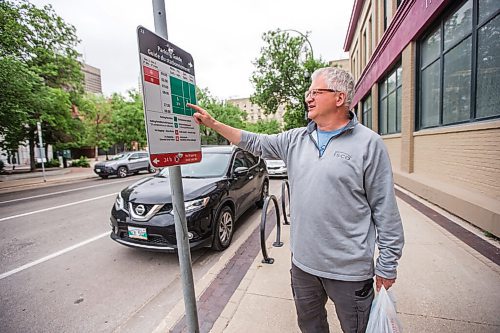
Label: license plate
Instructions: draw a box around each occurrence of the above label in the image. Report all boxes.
[128,226,147,240]
[96,168,101,172]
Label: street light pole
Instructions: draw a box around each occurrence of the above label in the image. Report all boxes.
[281,29,314,122]
[281,29,314,60]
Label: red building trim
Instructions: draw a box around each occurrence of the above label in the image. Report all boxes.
[346,0,453,107]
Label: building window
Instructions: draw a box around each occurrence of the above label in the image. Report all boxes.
[418,0,500,129]
[379,64,402,135]
[362,94,373,129]
[384,0,393,30]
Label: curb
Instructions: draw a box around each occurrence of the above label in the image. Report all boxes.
[152,210,265,333]
[0,174,98,194]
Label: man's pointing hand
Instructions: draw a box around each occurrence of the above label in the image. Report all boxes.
[187,103,216,128]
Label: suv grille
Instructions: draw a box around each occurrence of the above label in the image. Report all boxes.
[130,203,156,215]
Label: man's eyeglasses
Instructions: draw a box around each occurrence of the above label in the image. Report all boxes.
[304,88,339,99]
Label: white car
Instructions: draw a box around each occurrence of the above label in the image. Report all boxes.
[265,159,287,177]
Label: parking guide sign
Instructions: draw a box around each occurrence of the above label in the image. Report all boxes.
[137,26,201,167]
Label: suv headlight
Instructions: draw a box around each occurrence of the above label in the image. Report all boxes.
[180,197,210,214]
[115,192,125,211]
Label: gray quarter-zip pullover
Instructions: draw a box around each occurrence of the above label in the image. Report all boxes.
[237,113,404,281]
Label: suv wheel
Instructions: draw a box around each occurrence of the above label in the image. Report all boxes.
[256,180,269,208]
[117,166,128,178]
[148,165,156,173]
[212,206,234,251]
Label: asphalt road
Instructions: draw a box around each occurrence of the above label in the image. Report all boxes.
[0,175,282,333]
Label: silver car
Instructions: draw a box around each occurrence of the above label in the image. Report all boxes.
[94,151,155,179]
[265,159,287,178]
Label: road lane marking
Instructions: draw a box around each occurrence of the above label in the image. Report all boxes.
[0,193,117,222]
[0,231,110,280]
[0,178,135,204]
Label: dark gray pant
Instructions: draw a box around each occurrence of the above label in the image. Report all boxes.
[290,263,374,333]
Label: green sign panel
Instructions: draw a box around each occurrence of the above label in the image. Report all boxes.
[170,76,197,116]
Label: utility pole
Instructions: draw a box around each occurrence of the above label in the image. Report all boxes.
[151,1,200,332]
[36,121,47,182]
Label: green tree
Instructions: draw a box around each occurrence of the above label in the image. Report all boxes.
[0,0,84,170]
[78,93,113,160]
[0,0,83,90]
[197,88,247,144]
[244,119,281,134]
[0,56,41,154]
[250,29,328,130]
[108,90,147,150]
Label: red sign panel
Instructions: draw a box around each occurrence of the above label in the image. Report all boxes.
[144,75,159,85]
[143,65,159,85]
[150,152,202,167]
[143,66,159,78]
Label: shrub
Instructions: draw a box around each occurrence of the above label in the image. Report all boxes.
[47,159,61,168]
[35,159,59,168]
[71,156,90,168]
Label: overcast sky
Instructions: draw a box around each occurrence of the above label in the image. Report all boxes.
[31,0,354,100]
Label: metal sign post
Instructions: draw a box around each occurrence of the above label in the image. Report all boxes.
[137,1,200,332]
[36,122,47,182]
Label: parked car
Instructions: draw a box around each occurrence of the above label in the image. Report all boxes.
[94,151,155,179]
[265,159,287,178]
[109,146,269,252]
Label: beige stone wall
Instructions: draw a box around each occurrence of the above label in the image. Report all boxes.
[413,122,500,200]
[346,0,500,236]
[382,135,402,171]
[348,0,374,83]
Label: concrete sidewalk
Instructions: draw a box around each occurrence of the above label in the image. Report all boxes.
[209,189,500,333]
[2,164,498,332]
[0,161,99,193]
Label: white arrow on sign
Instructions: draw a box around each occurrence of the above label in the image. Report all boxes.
[153,158,160,164]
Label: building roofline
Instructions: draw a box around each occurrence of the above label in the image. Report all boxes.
[350,0,451,107]
[343,0,364,51]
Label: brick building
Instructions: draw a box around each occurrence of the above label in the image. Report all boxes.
[345,0,499,236]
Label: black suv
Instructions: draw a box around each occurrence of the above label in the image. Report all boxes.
[94,151,155,179]
[110,146,269,252]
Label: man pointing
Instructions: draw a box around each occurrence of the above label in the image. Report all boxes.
[188,67,404,333]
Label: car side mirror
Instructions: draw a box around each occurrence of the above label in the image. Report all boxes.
[233,167,249,177]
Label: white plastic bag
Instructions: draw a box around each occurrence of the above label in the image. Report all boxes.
[366,286,403,333]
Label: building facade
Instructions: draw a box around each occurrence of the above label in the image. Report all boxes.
[82,63,103,94]
[227,97,286,126]
[329,58,350,70]
[345,0,499,236]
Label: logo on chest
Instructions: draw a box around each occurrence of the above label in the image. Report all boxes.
[333,151,351,160]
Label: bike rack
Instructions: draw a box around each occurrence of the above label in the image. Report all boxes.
[260,194,283,264]
[281,180,290,225]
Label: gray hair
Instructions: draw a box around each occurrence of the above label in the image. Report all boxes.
[311,67,355,107]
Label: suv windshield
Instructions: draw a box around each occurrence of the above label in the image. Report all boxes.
[109,153,128,161]
[158,152,232,178]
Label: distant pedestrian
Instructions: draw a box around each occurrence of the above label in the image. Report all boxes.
[188,66,404,333]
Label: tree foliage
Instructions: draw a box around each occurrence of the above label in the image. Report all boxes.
[197,88,247,145]
[0,56,41,152]
[108,90,147,150]
[0,0,83,90]
[250,29,329,130]
[244,119,281,134]
[77,93,113,155]
[0,0,84,169]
